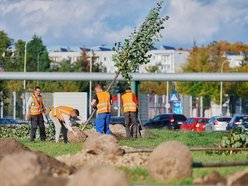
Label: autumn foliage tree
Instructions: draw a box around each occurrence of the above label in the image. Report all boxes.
[177,41,248,106]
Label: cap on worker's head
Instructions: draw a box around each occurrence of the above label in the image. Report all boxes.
[126,87,131,90]
[73,109,79,116]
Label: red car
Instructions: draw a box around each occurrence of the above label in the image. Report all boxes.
[180,117,209,132]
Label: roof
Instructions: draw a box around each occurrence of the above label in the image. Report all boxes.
[225,52,236,56]
[90,44,112,51]
[161,45,176,50]
[80,47,91,52]
[60,48,68,52]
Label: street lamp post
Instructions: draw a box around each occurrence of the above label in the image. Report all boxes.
[89,52,93,115]
[23,41,28,119]
[220,61,228,115]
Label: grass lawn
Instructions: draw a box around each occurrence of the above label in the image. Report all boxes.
[18,130,248,185]
[19,139,83,157]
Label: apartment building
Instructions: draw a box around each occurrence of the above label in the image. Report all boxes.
[224,52,247,68]
[48,45,190,73]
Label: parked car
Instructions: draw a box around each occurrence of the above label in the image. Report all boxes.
[226,114,248,130]
[144,114,187,130]
[109,116,125,125]
[205,116,232,131]
[0,118,27,127]
[180,117,209,132]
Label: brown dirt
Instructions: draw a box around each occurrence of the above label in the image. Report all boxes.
[57,146,149,169]
[27,175,68,186]
[0,138,30,160]
[0,151,42,186]
[0,138,75,176]
[227,169,248,186]
[67,164,130,186]
[194,171,226,186]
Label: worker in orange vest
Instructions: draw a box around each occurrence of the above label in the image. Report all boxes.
[49,106,84,143]
[91,84,112,134]
[121,87,138,138]
[26,86,46,141]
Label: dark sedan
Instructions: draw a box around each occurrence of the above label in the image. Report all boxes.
[144,114,187,130]
[226,115,248,130]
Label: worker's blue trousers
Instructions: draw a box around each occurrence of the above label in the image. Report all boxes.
[96,113,111,134]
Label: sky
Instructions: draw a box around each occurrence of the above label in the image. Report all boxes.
[0,0,248,50]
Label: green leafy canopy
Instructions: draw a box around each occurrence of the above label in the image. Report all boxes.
[113,0,169,80]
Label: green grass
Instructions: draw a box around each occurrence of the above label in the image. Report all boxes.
[119,130,227,147]
[19,139,83,157]
[15,130,248,185]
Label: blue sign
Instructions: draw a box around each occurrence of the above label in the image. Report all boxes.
[170,93,179,102]
[173,101,183,114]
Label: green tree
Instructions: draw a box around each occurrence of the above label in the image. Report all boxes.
[0,31,14,117]
[83,1,168,126]
[113,1,168,81]
[0,31,13,61]
[26,34,50,72]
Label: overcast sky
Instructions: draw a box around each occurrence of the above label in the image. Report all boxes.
[0,0,248,50]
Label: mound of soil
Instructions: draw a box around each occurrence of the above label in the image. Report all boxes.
[227,169,248,186]
[0,138,30,160]
[57,147,149,169]
[194,171,226,186]
[0,138,75,176]
[0,151,69,186]
[67,164,130,186]
[0,151,42,186]
[29,175,68,186]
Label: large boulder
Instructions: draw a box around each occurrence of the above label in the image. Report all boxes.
[109,124,127,139]
[67,127,88,143]
[84,133,124,156]
[147,141,192,180]
[67,164,130,186]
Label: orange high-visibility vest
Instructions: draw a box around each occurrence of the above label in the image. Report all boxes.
[122,92,137,113]
[30,94,45,115]
[96,92,111,114]
[51,106,73,121]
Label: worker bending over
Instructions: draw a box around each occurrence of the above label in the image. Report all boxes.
[49,106,84,143]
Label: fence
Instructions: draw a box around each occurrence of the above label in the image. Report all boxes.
[1,91,248,121]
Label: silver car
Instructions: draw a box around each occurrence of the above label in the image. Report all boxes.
[205,116,232,131]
